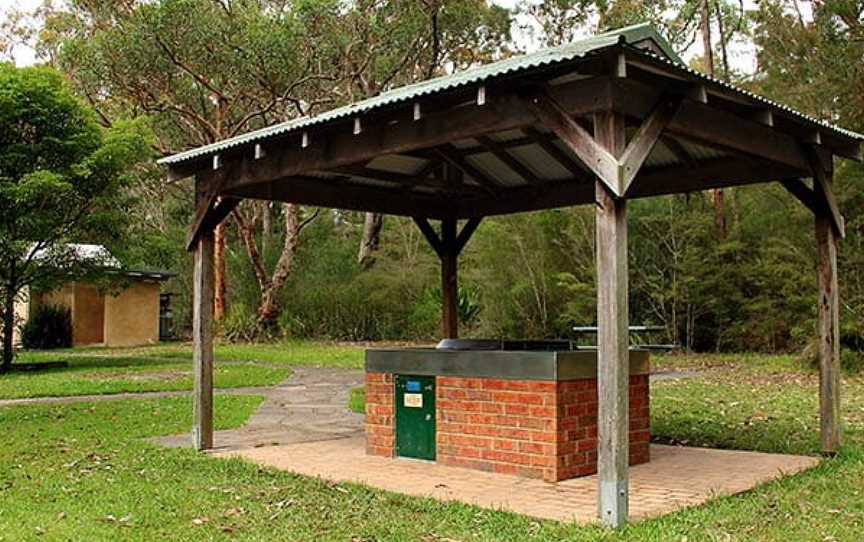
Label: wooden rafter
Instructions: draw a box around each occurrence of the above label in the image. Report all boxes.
[779,179,818,215]
[475,135,541,185]
[660,136,695,166]
[434,145,502,191]
[522,127,588,179]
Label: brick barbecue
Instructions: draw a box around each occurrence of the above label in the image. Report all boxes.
[365,341,650,482]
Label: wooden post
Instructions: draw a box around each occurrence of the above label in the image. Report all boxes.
[816,207,841,455]
[192,229,215,450]
[441,219,458,339]
[594,110,629,527]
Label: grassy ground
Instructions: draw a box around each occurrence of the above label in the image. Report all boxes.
[5,340,365,399]
[3,345,864,540]
[348,386,365,414]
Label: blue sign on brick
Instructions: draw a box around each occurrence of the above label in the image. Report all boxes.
[406,380,421,392]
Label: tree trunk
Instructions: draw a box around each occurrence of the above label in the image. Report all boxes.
[700,0,727,241]
[357,212,384,269]
[256,204,303,329]
[213,221,227,321]
[2,285,15,372]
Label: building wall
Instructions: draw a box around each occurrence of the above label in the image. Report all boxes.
[103,281,161,347]
[73,283,105,345]
[365,372,650,482]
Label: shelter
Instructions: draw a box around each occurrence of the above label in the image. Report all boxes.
[14,244,174,348]
[159,24,863,526]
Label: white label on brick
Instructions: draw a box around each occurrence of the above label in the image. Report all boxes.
[404,393,423,408]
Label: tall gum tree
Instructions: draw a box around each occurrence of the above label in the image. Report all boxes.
[39,0,345,327]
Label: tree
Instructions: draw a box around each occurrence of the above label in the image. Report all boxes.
[39,0,343,329]
[0,64,150,371]
[37,0,511,332]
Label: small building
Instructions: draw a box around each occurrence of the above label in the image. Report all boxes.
[13,245,174,348]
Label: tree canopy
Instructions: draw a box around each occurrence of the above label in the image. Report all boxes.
[0,63,151,370]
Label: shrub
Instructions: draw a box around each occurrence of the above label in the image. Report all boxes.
[20,304,73,349]
[221,302,262,343]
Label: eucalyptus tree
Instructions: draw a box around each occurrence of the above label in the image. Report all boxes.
[40,0,512,331]
[317,0,512,269]
[40,0,343,326]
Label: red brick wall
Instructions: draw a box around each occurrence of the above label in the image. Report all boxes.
[364,372,650,481]
[365,372,395,457]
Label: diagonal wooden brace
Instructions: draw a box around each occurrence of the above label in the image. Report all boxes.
[804,148,845,239]
[620,96,682,194]
[186,191,242,251]
[526,91,623,196]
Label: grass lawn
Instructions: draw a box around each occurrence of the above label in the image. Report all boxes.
[5,340,366,400]
[3,347,864,540]
[348,386,365,414]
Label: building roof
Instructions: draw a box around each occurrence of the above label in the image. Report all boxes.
[28,243,174,281]
[159,23,862,169]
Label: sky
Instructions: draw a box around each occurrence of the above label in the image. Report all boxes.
[1,0,804,72]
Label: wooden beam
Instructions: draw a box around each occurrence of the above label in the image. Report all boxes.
[522,127,588,178]
[327,164,487,196]
[593,109,629,527]
[476,135,541,185]
[628,158,807,199]
[608,78,823,172]
[454,217,483,255]
[186,193,241,251]
[779,179,818,214]
[178,77,619,191]
[192,230,215,451]
[413,217,444,257]
[620,96,682,193]
[451,178,594,218]
[224,174,462,219]
[806,148,845,238]
[528,91,622,195]
[435,146,501,191]
[816,207,841,455]
[441,219,459,339]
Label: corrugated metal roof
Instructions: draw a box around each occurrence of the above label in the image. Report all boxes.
[159,24,666,166]
[159,22,862,169]
[626,45,864,142]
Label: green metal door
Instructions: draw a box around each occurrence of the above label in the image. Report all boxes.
[395,375,436,460]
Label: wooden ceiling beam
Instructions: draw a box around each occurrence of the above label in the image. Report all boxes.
[178,77,618,191]
[627,158,807,199]
[521,127,588,179]
[476,135,542,185]
[222,174,461,219]
[434,145,502,191]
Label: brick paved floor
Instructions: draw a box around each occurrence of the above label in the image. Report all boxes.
[220,438,819,523]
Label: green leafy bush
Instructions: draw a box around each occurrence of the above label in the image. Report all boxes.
[20,305,73,350]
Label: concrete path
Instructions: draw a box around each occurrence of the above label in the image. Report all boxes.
[3,367,693,452]
[153,367,365,451]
